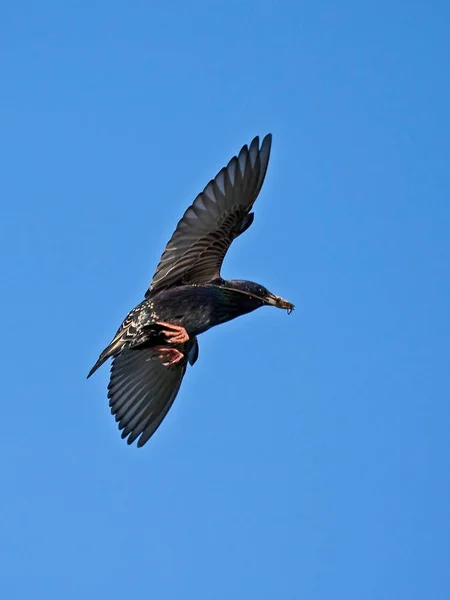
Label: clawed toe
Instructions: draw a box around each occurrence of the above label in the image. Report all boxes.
[155,321,189,344]
[154,347,184,367]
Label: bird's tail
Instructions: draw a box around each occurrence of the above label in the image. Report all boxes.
[87,354,108,379]
[87,334,127,379]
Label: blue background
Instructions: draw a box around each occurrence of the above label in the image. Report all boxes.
[1,1,449,598]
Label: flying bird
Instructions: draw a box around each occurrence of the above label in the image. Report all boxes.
[88,134,294,447]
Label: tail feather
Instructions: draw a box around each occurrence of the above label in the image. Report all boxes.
[87,313,140,379]
[87,346,116,378]
[87,355,108,378]
[87,334,129,379]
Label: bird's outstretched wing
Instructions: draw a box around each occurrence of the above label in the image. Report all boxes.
[108,339,198,447]
[146,134,272,297]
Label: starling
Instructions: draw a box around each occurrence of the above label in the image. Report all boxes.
[88,134,294,447]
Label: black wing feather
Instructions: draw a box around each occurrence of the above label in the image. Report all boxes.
[108,341,197,447]
[146,134,272,296]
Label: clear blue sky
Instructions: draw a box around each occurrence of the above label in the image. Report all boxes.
[1,1,449,598]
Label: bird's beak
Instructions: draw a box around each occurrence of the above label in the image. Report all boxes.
[266,293,295,314]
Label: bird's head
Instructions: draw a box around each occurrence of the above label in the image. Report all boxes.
[223,280,294,314]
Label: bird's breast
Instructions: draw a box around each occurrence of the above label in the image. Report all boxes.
[149,285,258,336]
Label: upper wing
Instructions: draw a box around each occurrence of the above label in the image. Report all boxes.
[108,338,198,447]
[146,134,272,297]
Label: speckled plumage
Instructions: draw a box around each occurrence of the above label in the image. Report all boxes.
[88,134,294,447]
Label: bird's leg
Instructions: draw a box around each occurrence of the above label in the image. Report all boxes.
[154,346,185,367]
[155,321,189,345]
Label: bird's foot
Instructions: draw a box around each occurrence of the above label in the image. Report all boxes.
[155,322,189,345]
[154,346,185,367]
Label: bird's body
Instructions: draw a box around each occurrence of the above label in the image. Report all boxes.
[88,134,294,447]
[138,282,261,335]
[88,279,281,376]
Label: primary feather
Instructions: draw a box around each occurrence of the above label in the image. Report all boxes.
[147,134,272,295]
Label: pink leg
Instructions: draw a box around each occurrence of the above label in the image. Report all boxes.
[154,346,184,367]
[155,321,189,345]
